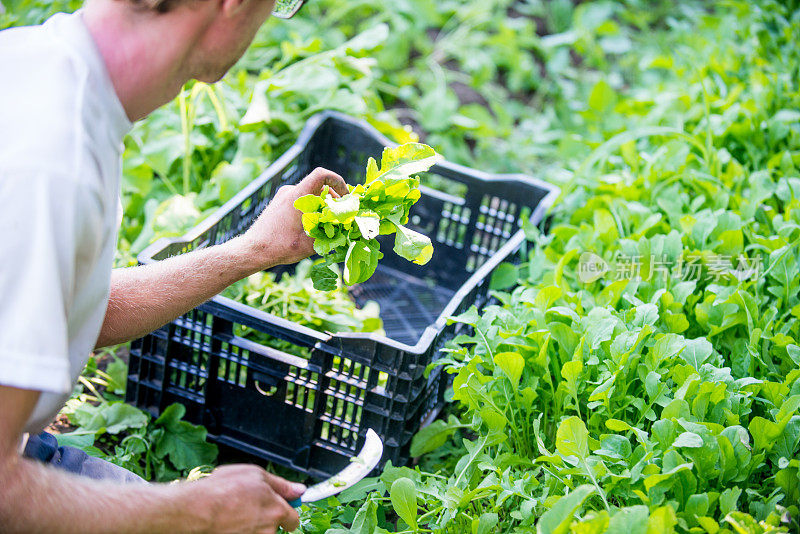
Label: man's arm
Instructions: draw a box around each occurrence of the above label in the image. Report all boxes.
[0,385,304,533]
[97,168,347,348]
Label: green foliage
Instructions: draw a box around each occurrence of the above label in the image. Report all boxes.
[225,259,384,335]
[307,1,800,533]
[223,258,383,357]
[59,358,218,482]
[389,478,418,530]
[294,143,439,289]
[409,415,466,458]
[150,404,218,478]
[537,485,595,534]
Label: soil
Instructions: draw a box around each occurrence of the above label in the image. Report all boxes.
[45,413,76,435]
[450,80,491,108]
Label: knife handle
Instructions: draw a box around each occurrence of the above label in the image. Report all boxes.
[289,498,302,508]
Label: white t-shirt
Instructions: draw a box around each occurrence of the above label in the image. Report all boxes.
[0,11,131,433]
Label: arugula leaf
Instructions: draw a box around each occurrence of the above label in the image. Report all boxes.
[223,258,384,337]
[354,213,380,240]
[556,416,589,459]
[365,143,441,184]
[310,261,339,292]
[325,194,360,221]
[70,402,148,435]
[392,224,434,266]
[390,478,418,529]
[536,485,595,534]
[409,415,465,457]
[344,239,381,286]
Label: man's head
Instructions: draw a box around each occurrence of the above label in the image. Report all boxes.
[123,0,277,83]
[83,0,304,119]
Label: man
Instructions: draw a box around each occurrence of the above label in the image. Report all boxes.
[0,0,347,531]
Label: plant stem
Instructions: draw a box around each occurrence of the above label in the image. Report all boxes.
[179,87,191,196]
[202,84,230,132]
[581,458,610,512]
[475,327,494,360]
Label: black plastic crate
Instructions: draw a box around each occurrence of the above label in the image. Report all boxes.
[126,111,558,479]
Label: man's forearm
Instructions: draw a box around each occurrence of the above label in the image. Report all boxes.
[0,455,205,534]
[97,235,272,348]
[97,167,348,348]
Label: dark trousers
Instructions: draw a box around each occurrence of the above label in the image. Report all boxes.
[23,431,146,484]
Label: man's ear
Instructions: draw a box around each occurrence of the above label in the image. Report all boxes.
[219,0,247,17]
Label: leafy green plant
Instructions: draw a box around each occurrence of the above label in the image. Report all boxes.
[223,258,383,357]
[304,2,800,533]
[294,143,440,290]
[58,354,218,482]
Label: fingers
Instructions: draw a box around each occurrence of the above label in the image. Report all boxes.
[254,487,299,534]
[277,499,300,532]
[263,472,304,531]
[266,473,306,532]
[264,472,306,500]
[260,480,300,533]
[304,167,348,197]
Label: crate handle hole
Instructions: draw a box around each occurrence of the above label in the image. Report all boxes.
[255,381,278,397]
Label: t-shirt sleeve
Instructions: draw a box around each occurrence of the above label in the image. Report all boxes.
[0,169,105,394]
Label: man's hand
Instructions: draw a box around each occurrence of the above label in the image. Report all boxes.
[242,167,348,267]
[190,465,305,533]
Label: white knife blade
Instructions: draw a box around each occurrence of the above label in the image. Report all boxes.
[292,428,383,506]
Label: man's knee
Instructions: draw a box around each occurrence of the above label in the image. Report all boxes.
[79,456,147,484]
[23,431,146,484]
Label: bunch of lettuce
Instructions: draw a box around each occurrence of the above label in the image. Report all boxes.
[294,143,440,290]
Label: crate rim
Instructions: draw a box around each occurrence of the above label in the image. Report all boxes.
[137,111,560,354]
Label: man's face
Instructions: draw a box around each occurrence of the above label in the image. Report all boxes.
[193,0,276,83]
